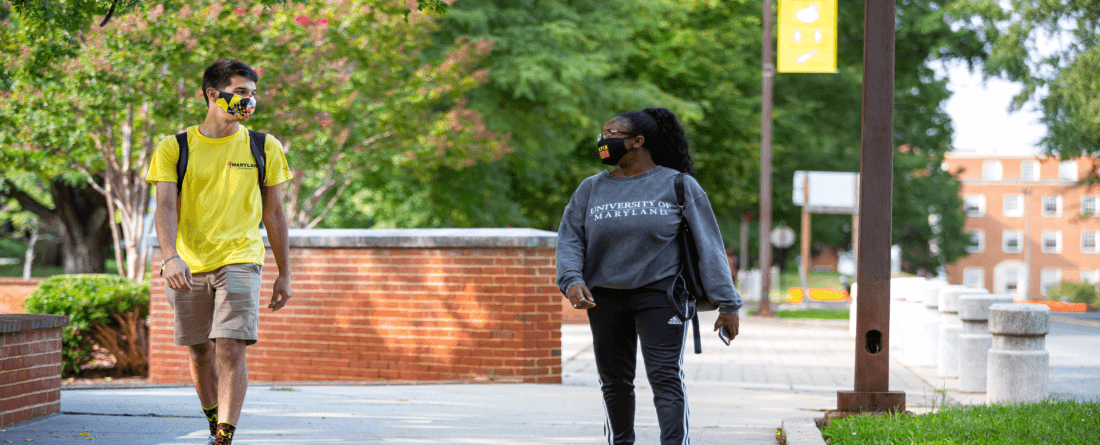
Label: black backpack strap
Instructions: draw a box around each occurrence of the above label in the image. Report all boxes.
[174,132,189,197]
[675,173,686,209]
[676,173,703,354]
[248,130,268,203]
[692,314,702,354]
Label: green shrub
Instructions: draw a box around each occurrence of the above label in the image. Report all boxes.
[1046,281,1099,305]
[23,274,150,377]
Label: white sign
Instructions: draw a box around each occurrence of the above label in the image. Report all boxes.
[793,171,860,214]
[770,226,797,248]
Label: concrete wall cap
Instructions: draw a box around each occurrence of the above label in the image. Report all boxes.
[989,304,1051,335]
[958,294,1016,321]
[152,228,559,249]
[0,314,70,334]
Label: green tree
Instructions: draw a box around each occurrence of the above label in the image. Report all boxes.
[427,0,977,275]
[948,0,1100,160]
[0,0,509,278]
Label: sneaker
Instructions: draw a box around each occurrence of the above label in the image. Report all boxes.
[207,435,216,445]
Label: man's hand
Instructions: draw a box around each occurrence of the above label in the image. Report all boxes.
[714,313,739,341]
[566,283,596,310]
[269,275,292,311]
[164,257,193,292]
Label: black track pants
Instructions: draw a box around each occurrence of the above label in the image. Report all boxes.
[588,287,690,445]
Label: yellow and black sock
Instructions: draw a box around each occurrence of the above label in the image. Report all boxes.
[213,422,236,445]
[201,404,218,436]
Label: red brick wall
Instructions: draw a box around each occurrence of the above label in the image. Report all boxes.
[0,278,44,314]
[0,315,66,427]
[149,245,562,384]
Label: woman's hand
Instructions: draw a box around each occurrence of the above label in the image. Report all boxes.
[714,313,739,340]
[567,283,596,309]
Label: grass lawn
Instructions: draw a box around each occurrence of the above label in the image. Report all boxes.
[747,308,849,319]
[0,238,147,278]
[762,270,849,301]
[0,262,65,278]
[820,400,1100,445]
[0,237,28,258]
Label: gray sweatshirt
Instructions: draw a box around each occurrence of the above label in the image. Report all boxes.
[556,166,743,314]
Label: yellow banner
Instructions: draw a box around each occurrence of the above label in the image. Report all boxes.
[777,0,838,73]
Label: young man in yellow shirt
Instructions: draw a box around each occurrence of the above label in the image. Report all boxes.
[146,59,293,445]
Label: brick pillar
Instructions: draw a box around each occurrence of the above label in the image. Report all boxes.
[148,228,562,384]
[0,314,68,427]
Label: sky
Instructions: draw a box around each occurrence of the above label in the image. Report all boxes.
[940,60,1048,156]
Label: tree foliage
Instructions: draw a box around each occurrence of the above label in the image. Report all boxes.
[422,0,978,275]
[948,0,1100,159]
[0,0,509,277]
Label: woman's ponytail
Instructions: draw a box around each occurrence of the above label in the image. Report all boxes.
[615,107,695,175]
[642,108,694,176]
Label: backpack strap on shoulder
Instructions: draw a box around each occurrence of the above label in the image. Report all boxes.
[247,130,268,203]
[675,172,686,209]
[174,132,189,197]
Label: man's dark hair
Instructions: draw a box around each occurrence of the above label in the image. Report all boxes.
[201,59,259,104]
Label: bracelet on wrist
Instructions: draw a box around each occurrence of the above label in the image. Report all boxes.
[160,255,181,276]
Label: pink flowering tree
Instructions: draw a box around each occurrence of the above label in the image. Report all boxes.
[0,0,508,279]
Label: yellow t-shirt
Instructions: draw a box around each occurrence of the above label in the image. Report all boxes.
[145,125,293,273]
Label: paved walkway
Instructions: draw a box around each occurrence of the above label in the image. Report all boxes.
[2,314,1095,444]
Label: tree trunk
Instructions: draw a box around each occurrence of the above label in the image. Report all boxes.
[22,225,38,279]
[1,178,112,274]
[51,180,112,274]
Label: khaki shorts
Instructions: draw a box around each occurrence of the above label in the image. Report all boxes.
[165,263,262,346]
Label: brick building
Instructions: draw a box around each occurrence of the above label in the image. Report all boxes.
[943,153,1099,299]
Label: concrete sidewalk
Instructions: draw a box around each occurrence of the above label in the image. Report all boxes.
[0,315,976,444]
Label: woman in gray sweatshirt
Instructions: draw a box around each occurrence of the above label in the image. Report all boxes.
[556,107,742,445]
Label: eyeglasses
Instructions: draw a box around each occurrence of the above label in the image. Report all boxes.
[597,129,638,143]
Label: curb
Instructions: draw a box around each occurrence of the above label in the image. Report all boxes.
[781,417,826,445]
[1051,315,1100,329]
[61,379,524,391]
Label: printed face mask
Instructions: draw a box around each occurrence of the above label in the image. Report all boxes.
[597,137,630,165]
[214,91,257,120]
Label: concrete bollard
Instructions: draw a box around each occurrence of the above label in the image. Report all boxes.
[987,304,1050,404]
[902,280,945,367]
[848,281,858,338]
[957,294,1014,393]
[938,286,988,377]
[889,277,928,357]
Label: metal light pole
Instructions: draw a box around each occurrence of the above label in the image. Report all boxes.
[836,0,905,413]
[758,0,775,317]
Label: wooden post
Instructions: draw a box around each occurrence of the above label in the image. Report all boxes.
[757,0,775,317]
[800,175,811,300]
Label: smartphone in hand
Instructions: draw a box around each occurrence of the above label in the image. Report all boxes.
[718,324,732,346]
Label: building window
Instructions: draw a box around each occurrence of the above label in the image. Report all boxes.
[1020,160,1040,180]
[1082,270,1100,285]
[1083,195,1098,216]
[1004,268,1019,292]
[1003,230,1022,253]
[1041,195,1062,217]
[964,194,986,217]
[1040,268,1062,297]
[1083,231,1099,254]
[983,161,1003,180]
[1003,194,1024,217]
[1041,231,1062,253]
[963,267,984,289]
[967,230,984,253]
[1059,161,1078,181]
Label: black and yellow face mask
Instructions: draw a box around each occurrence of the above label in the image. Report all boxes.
[214,91,257,120]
